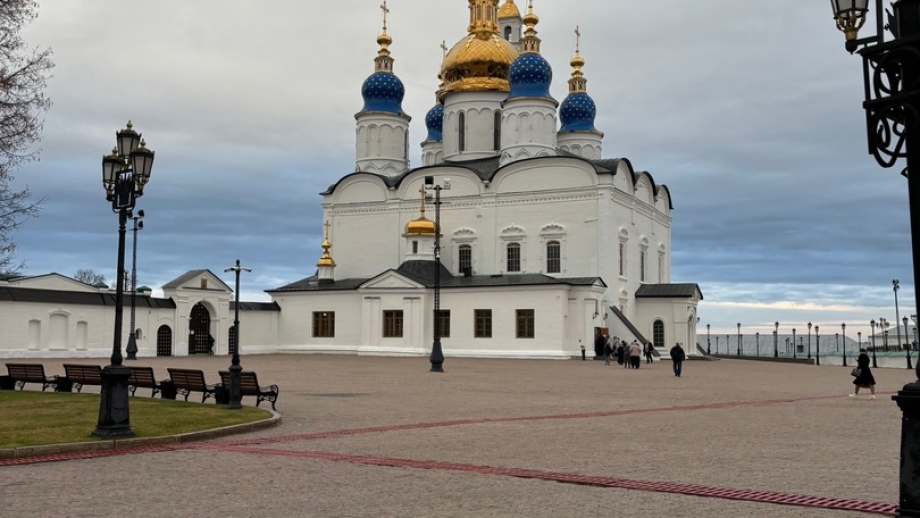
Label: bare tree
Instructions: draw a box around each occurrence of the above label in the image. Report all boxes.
[74,269,106,286]
[0,0,53,273]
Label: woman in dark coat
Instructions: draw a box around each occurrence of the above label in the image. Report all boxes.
[851,348,877,400]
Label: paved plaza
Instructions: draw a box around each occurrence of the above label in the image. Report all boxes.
[1,354,915,517]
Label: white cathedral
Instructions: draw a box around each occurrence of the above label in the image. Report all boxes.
[0,0,702,361]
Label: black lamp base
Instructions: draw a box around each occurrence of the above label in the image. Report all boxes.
[92,365,135,438]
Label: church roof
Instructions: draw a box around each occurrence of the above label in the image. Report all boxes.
[231,301,281,311]
[396,260,453,285]
[269,265,605,293]
[269,275,369,293]
[635,283,703,300]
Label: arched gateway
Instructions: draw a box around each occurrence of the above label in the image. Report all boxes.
[188,303,212,354]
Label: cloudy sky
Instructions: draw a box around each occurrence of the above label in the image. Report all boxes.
[8,0,917,340]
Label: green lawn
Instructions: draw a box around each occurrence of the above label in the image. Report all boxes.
[0,390,271,448]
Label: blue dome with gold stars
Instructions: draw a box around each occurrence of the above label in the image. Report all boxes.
[559,92,597,132]
[507,53,553,100]
[361,71,406,114]
[425,103,444,142]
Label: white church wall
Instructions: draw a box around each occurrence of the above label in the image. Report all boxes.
[438,285,584,359]
[233,310,279,356]
[272,291,363,354]
[442,91,506,161]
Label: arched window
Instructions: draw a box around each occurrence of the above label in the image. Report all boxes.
[619,241,626,276]
[493,110,502,150]
[458,112,466,152]
[653,320,665,348]
[504,25,512,41]
[458,244,472,274]
[507,242,521,272]
[546,241,561,273]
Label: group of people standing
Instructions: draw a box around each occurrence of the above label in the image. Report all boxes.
[599,333,686,376]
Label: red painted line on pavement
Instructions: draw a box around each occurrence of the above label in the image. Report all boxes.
[207,445,899,516]
[0,445,177,468]
[218,392,896,448]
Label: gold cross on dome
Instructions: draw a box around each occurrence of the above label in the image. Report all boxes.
[380,1,390,30]
[575,25,581,51]
[323,219,331,239]
[440,40,448,58]
[418,185,427,215]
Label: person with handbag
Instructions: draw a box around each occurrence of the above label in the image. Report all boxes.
[850,348,877,400]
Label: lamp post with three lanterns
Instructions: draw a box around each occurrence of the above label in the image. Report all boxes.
[93,121,154,438]
[830,2,920,513]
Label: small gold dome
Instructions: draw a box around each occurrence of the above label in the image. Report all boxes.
[405,216,437,236]
[440,33,518,94]
[498,0,520,18]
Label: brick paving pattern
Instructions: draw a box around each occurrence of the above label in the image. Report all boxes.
[0,354,913,517]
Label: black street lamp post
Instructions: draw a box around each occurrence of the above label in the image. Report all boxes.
[815,325,820,366]
[93,122,154,438]
[707,324,711,355]
[808,322,813,360]
[756,332,760,357]
[224,260,251,409]
[832,2,920,509]
[792,328,797,359]
[896,280,906,358]
[125,209,144,361]
[906,316,914,369]
[871,319,879,367]
[424,176,450,373]
[785,337,790,355]
[715,336,719,355]
[736,323,741,356]
[842,322,848,367]
[774,321,779,358]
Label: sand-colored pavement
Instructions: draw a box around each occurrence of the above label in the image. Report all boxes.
[0,354,914,517]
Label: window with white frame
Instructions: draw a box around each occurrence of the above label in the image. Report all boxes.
[546,241,561,274]
[640,249,647,282]
[507,243,521,272]
[459,244,472,273]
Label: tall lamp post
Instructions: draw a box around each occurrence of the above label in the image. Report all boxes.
[871,319,879,367]
[756,332,760,357]
[93,122,154,438]
[736,323,741,356]
[706,324,711,355]
[792,327,797,359]
[424,176,450,373]
[808,322,812,359]
[715,336,719,355]
[785,337,790,355]
[774,321,779,357]
[896,279,906,357]
[842,322,848,367]
[815,325,820,366]
[906,316,914,369]
[125,209,144,361]
[224,260,251,409]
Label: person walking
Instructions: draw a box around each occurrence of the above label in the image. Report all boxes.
[629,341,642,369]
[616,342,626,367]
[644,341,655,364]
[603,334,612,366]
[850,348,877,399]
[670,342,686,377]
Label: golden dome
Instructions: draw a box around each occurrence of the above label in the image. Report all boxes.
[405,216,436,236]
[498,0,520,18]
[440,33,518,94]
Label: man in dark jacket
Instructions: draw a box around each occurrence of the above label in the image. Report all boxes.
[670,343,686,377]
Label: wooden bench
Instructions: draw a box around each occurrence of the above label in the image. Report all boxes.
[62,364,103,393]
[219,370,279,410]
[167,368,221,403]
[5,363,60,391]
[127,366,167,397]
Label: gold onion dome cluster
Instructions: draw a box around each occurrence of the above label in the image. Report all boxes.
[440,0,519,95]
